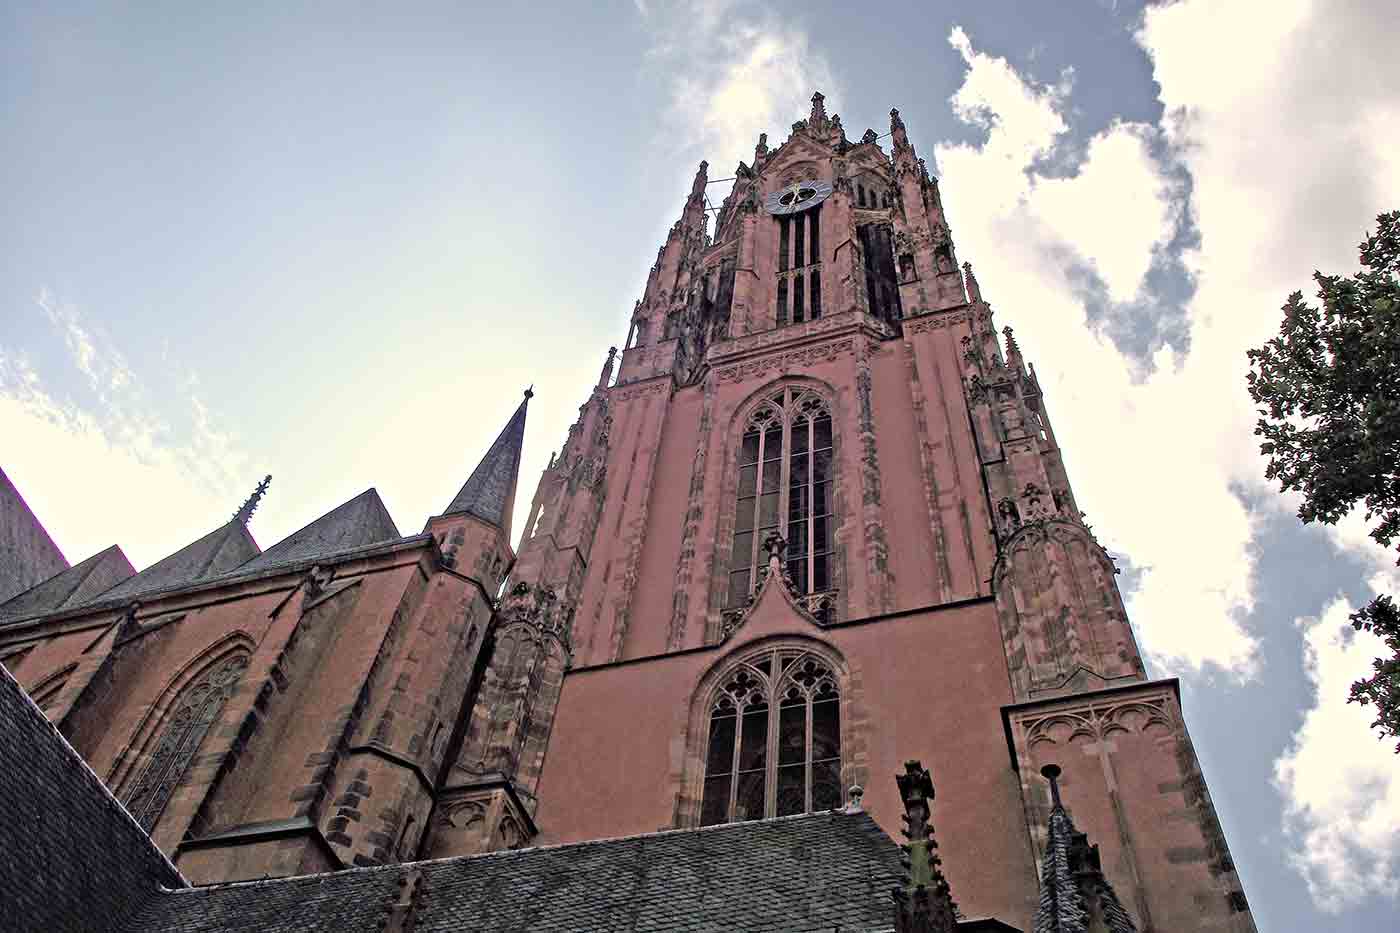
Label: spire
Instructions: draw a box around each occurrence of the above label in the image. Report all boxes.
[691,160,709,198]
[233,475,272,525]
[598,347,617,389]
[809,91,828,131]
[1034,765,1140,933]
[964,261,982,303]
[442,390,531,537]
[754,132,769,164]
[890,107,909,145]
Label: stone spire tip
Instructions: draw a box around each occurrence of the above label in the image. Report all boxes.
[233,475,272,525]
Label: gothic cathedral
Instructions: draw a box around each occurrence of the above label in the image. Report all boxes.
[0,95,1254,933]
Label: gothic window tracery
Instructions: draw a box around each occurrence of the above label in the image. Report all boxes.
[727,387,835,607]
[700,646,842,825]
[123,651,248,833]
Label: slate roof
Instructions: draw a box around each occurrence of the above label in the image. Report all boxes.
[238,489,401,573]
[443,393,529,535]
[98,522,259,605]
[0,661,185,933]
[122,811,903,933]
[0,544,135,622]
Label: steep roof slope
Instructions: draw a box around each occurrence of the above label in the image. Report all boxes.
[238,489,401,573]
[442,393,529,537]
[122,812,903,933]
[0,544,135,623]
[0,664,185,933]
[97,523,259,605]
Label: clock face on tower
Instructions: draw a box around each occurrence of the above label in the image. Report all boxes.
[764,179,833,216]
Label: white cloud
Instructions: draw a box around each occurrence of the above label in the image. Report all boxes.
[0,291,250,568]
[1275,591,1400,911]
[642,1,838,196]
[934,28,1257,674]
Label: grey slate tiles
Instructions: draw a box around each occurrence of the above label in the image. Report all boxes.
[0,663,184,933]
[0,544,135,623]
[443,394,529,534]
[122,812,903,933]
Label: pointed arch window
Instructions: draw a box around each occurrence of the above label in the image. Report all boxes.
[728,388,835,608]
[123,652,248,832]
[701,647,842,825]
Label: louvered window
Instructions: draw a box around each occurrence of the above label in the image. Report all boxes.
[775,207,823,326]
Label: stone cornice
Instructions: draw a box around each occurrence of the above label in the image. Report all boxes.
[707,310,889,370]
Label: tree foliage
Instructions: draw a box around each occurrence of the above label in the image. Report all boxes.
[1247,210,1400,750]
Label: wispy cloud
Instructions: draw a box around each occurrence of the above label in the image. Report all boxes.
[0,290,253,567]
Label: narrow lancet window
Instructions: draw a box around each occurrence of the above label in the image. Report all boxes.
[728,388,836,606]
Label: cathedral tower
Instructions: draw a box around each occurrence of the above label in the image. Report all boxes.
[499,95,1253,931]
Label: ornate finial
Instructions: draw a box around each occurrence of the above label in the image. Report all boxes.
[810,91,828,128]
[755,132,769,162]
[862,128,879,145]
[599,346,617,388]
[891,759,960,933]
[524,385,535,400]
[1041,763,1063,808]
[890,107,906,132]
[691,160,709,196]
[1003,325,1020,357]
[846,784,865,813]
[963,261,982,303]
[233,475,272,525]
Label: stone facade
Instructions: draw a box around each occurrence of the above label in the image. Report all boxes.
[0,93,1253,932]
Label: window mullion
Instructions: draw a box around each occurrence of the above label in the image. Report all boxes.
[728,704,742,821]
[766,686,779,819]
[804,693,814,813]
[751,429,765,592]
[778,413,791,530]
[806,419,816,593]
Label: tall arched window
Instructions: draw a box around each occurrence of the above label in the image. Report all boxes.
[123,652,248,832]
[727,387,835,608]
[701,646,842,825]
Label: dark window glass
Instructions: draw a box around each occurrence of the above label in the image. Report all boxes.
[858,184,866,207]
[776,696,807,816]
[793,275,805,324]
[124,653,248,832]
[809,207,821,263]
[706,708,736,772]
[777,278,788,326]
[810,269,822,319]
[778,217,790,272]
[794,212,805,268]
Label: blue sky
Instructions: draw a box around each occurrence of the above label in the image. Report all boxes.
[3,2,1399,928]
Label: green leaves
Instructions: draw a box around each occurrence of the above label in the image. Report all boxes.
[1247,210,1400,751]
